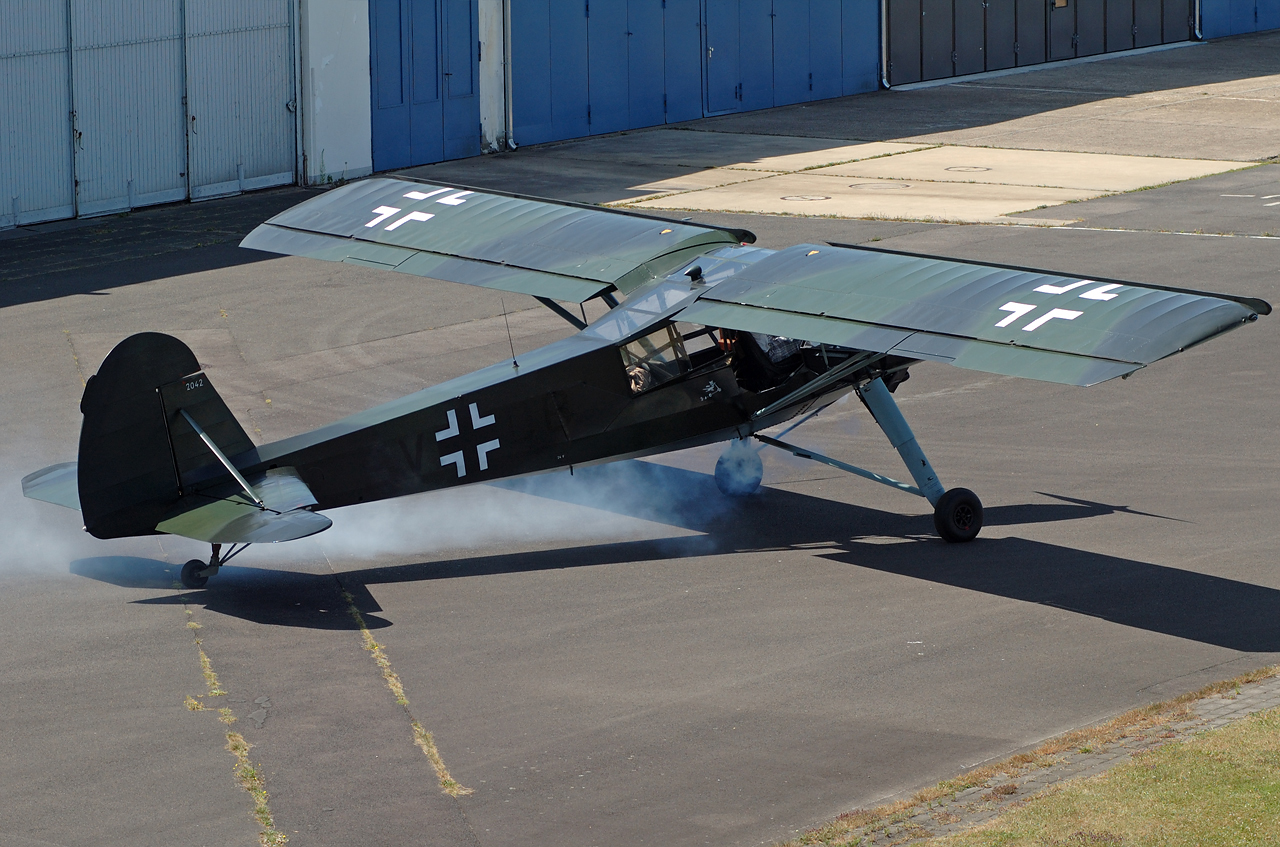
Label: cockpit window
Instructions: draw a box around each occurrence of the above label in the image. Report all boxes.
[620,323,726,394]
[621,326,689,394]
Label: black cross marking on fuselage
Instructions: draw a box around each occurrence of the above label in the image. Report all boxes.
[433,402,500,479]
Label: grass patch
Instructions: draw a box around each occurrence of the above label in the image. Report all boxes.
[783,665,1279,846]
[342,590,472,797]
[226,731,288,847]
[183,598,286,847]
[932,707,1280,846]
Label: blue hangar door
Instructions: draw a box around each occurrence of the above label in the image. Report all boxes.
[371,0,481,171]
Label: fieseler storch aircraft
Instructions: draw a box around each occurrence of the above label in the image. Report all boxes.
[22,178,1271,589]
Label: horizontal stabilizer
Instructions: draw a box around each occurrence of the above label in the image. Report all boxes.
[22,462,80,511]
[241,178,750,300]
[156,467,331,544]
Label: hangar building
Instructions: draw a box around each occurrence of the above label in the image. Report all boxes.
[2,0,1276,229]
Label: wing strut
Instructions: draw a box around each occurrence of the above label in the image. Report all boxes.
[535,296,588,330]
[178,409,267,509]
[752,376,984,542]
[753,352,879,420]
[855,378,946,505]
[754,433,923,497]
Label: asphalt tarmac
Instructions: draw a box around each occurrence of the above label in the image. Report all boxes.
[3,45,1279,847]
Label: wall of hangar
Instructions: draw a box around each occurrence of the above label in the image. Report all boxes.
[1201,0,1280,37]
[0,0,299,229]
[509,0,882,147]
[886,0,1198,85]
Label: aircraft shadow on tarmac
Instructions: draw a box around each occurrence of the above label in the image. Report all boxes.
[71,556,391,630]
[73,461,1278,651]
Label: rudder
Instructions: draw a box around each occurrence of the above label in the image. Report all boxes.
[78,333,253,538]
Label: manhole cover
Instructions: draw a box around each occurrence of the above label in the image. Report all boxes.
[945,166,991,172]
[780,194,831,201]
[848,182,911,190]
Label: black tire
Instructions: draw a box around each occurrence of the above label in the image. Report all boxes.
[181,559,210,589]
[933,488,983,543]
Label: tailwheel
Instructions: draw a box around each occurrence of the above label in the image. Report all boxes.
[181,559,210,589]
[933,488,983,543]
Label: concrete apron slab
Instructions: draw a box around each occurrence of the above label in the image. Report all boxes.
[536,128,927,171]
[809,145,1246,192]
[624,172,1097,224]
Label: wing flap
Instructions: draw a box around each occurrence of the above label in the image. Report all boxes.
[677,300,912,353]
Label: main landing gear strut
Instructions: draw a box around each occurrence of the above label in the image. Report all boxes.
[717,376,984,542]
[180,543,251,589]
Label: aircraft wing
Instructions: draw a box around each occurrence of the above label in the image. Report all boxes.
[242,178,751,303]
[678,243,1270,387]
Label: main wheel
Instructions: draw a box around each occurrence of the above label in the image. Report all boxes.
[933,488,983,543]
[714,439,763,496]
[181,559,210,589]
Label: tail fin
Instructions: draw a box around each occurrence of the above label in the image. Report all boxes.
[78,333,254,539]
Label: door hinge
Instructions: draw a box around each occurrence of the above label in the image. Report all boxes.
[1071,32,1079,46]
[663,93,667,113]
[478,40,482,62]
[587,104,592,123]
[584,0,589,17]
[951,50,958,64]
[1014,41,1020,52]
[808,72,813,91]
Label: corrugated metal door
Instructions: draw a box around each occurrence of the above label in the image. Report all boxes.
[774,0,811,106]
[1077,0,1106,54]
[740,0,775,110]
[889,0,923,83]
[629,1,666,128]
[1262,1,1280,28]
[411,0,444,163]
[954,0,986,75]
[1015,0,1046,64]
[1,1,75,227]
[371,0,478,170]
[186,0,295,199]
[587,0,629,133]
[704,0,741,112]
[510,0,588,146]
[664,0,703,122]
[1108,0,1135,50]
[986,0,1017,70]
[1162,0,1193,39]
[1134,0,1163,44]
[841,0,881,94]
[767,0,842,104]
[442,0,480,158]
[71,0,187,217]
[1050,0,1076,58]
[810,0,842,100]
[921,0,954,80]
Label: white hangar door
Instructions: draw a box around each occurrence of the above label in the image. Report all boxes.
[186,1,296,199]
[0,2,75,227]
[70,0,189,216]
